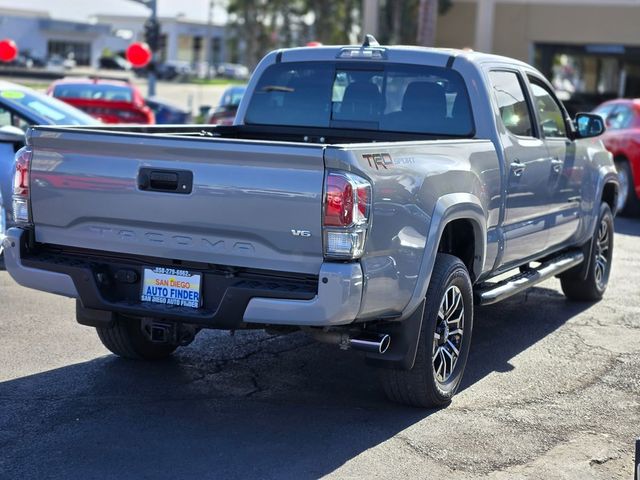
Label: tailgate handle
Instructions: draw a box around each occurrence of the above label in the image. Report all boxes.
[150,171,178,190]
[139,168,193,194]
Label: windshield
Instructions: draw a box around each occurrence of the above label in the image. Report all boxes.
[220,87,246,107]
[53,83,134,103]
[0,88,99,126]
[245,62,474,136]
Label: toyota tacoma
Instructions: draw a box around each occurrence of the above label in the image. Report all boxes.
[3,37,618,407]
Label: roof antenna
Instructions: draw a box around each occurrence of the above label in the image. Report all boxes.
[362,34,380,48]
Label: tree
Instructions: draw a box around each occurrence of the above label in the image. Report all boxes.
[417,0,438,47]
[227,0,360,68]
[378,0,453,46]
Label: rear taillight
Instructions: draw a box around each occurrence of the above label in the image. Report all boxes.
[13,146,32,224]
[323,171,372,259]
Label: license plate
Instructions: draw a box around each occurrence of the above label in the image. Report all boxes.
[141,267,202,308]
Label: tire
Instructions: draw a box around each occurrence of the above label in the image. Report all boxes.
[0,201,6,260]
[561,202,614,301]
[96,316,178,360]
[379,254,474,408]
[615,159,640,216]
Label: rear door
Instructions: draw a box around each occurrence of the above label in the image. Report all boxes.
[28,128,326,275]
[488,70,555,266]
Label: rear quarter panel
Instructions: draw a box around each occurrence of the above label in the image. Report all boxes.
[325,140,501,320]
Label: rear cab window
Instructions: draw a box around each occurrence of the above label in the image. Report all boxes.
[53,84,134,103]
[244,61,475,137]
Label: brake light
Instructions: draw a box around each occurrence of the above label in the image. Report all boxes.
[324,175,354,226]
[323,171,372,259]
[13,146,32,224]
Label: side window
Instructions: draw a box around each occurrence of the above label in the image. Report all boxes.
[607,106,633,130]
[0,107,12,127]
[489,71,534,137]
[528,79,567,138]
[0,107,29,131]
[593,104,615,122]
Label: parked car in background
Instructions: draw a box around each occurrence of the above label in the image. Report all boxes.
[593,99,640,215]
[46,54,76,73]
[208,85,246,125]
[145,97,191,124]
[47,77,155,124]
[0,81,98,259]
[6,52,46,69]
[216,63,250,80]
[135,61,194,81]
[99,55,131,71]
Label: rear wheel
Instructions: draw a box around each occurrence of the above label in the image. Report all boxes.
[0,202,6,259]
[96,316,178,360]
[561,202,614,301]
[379,254,473,408]
[615,159,640,216]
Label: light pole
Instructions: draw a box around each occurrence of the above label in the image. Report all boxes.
[207,0,214,79]
[129,0,158,97]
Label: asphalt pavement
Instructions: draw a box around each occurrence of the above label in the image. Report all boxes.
[0,218,639,479]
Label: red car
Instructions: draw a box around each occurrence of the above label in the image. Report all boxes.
[47,77,154,125]
[593,99,640,215]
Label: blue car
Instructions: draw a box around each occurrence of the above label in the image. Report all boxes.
[0,81,98,259]
[145,97,191,124]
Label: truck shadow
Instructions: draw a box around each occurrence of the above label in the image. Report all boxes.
[0,285,594,479]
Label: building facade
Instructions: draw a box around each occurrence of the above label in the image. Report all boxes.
[0,8,114,66]
[95,14,226,70]
[436,0,640,104]
[0,7,226,71]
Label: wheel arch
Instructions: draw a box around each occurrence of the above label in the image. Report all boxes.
[399,193,487,321]
[437,218,482,282]
[602,180,618,215]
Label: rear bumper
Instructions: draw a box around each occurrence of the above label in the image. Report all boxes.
[3,228,362,328]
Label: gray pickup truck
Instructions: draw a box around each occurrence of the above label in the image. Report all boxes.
[3,38,618,408]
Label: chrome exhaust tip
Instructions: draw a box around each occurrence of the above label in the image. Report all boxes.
[349,333,391,354]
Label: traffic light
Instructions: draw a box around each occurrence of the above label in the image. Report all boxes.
[143,18,160,52]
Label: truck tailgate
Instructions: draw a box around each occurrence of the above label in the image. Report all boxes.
[28,129,325,275]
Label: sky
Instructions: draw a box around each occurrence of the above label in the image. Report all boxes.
[0,0,229,23]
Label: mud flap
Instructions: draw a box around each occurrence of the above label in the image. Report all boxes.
[365,299,425,371]
[76,300,116,328]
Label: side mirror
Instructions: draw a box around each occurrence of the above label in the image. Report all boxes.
[574,113,605,139]
[0,125,25,144]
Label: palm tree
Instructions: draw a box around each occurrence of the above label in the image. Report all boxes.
[416,0,438,47]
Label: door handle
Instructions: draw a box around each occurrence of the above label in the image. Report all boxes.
[510,160,526,177]
[550,157,564,173]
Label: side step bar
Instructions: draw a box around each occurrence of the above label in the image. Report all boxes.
[475,250,584,306]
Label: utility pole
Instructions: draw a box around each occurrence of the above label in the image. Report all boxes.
[361,0,379,37]
[148,0,157,96]
[474,0,496,53]
[129,0,158,97]
[207,0,214,79]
